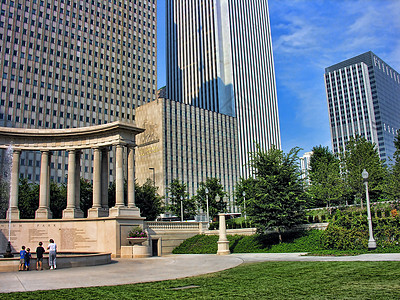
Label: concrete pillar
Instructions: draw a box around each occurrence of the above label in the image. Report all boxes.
[101,148,109,209]
[75,151,83,216]
[63,150,84,219]
[217,213,230,255]
[115,145,124,207]
[92,148,101,208]
[35,151,52,219]
[127,146,135,208]
[88,148,108,218]
[66,150,76,209]
[7,149,21,220]
[109,144,141,218]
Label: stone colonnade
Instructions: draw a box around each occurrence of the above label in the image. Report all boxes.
[1,121,144,219]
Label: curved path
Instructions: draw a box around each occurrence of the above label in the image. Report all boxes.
[2,253,400,293]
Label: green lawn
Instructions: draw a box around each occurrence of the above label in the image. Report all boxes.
[4,261,400,299]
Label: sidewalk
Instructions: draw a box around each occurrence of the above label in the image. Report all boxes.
[1,253,400,293]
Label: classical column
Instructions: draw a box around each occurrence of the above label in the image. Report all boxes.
[88,147,107,218]
[109,144,141,217]
[63,150,83,218]
[115,144,125,207]
[35,151,52,219]
[7,149,21,220]
[66,150,77,209]
[75,150,83,217]
[127,146,135,208]
[101,148,109,209]
[92,148,102,208]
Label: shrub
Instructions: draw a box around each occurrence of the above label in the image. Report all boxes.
[173,230,323,254]
[321,207,400,250]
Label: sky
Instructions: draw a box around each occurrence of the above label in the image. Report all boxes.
[156,0,400,156]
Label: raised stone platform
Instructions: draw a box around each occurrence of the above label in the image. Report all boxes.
[0,217,145,258]
[0,252,111,272]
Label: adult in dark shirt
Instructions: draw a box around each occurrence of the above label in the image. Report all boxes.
[24,248,32,271]
[36,242,45,271]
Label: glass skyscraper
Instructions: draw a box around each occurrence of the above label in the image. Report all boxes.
[166,0,281,178]
[325,51,400,162]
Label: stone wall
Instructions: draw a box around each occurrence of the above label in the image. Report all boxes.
[0,217,145,258]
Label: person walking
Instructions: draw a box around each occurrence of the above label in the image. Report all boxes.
[36,242,45,270]
[19,246,26,271]
[47,239,57,270]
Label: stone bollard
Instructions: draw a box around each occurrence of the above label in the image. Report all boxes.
[217,213,230,255]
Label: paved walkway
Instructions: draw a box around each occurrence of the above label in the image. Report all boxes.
[2,253,400,293]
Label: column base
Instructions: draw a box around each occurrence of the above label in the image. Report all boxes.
[88,207,109,218]
[120,245,150,258]
[62,208,85,219]
[6,207,20,220]
[217,240,230,255]
[109,206,141,218]
[35,208,53,219]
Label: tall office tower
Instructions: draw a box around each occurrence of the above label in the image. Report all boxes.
[135,97,239,214]
[325,51,400,162]
[300,151,312,186]
[166,0,281,178]
[0,0,157,183]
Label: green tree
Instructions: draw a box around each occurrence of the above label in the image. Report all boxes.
[166,179,196,220]
[341,137,388,205]
[308,146,344,208]
[79,178,93,217]
[194,178,226,221]
[0,179,8,219]
[135,179,164,220]
[107,180,128,208]
[49,181,67,219]
[387,132,400,201]
[245,145,306,243]
[234,176,258,218]
[18,178,39,219]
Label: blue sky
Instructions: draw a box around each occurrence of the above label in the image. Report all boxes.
[156,0,400,156]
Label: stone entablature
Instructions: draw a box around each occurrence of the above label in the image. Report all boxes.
[0,121,142,151]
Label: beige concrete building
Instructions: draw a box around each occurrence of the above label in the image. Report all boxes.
[135,97,239,216]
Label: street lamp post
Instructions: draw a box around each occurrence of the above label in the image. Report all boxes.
[362,169,377,250]
[180,196,184,222]
[149,167,155,186]
[242,191,246,220]
[205,187,209,225]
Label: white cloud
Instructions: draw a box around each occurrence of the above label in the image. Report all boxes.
[269,0,400,152]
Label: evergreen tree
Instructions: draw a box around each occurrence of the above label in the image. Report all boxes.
[245,145,306,242]
[308,146,344,208]
[341,136,388,205]
[166,179,196,220]
[135,179,164,220]
[18,178,39,219]
[194,178,226,221]
[49,181,67,219]
[387,132,400,201]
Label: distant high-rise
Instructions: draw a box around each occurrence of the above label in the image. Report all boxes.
[300,151,313,186]
[166,0,281,178]
[325,51,400,162]
[0,0,157,182]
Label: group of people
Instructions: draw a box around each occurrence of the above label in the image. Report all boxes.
[19,239,57,271]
